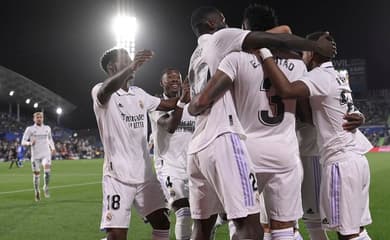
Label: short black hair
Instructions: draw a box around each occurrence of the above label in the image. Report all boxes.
[100,48,128,73]
[242,4,278,31]
[161,67,181,78]
[191,6,220,35]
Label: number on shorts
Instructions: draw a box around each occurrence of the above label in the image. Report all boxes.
[107,194,121,210]
[165,176,173,188]
[249,173,258,191]
[259,78,284,126]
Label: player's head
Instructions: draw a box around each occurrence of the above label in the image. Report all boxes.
[242,4,278,31]
[100,48,131,76]
[160,68,182,97]
[33,112,44,125]
[191,6,227,37]
[302,32,334,70]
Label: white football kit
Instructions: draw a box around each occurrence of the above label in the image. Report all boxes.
[21,124,54,172]
[187,28,259,220]
[92,83,166,229]
[219,52,306,222]
[149,97,195,205]
[299,61,372,235]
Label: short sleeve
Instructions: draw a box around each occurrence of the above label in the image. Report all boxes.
[138,88,161,112]
[218,52,241,82]
[213,28,251,52]
[91,83,105,108]
[299,69,330,97]
[149,109,168,123]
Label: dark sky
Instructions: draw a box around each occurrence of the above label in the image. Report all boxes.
[0,0,389,129]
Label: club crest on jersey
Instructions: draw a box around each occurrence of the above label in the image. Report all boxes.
[106,212,112,221]
[139,100,144,109]
[250,59,261,68]
[118,103,124,108]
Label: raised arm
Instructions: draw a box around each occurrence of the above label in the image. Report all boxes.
[97,50,153,105]
[242,31,335,58]
[157,81,191,133]
[188,70,233,116]
[259,49,310,98]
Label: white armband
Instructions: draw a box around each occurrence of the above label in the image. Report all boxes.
[176,100,185,109]
[259,48,273,60]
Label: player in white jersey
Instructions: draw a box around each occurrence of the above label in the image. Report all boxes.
[21,112,55,201]
[258,32,372,240]
[92,48,188,240]
[149,68,194,240]
[187,6,335,240]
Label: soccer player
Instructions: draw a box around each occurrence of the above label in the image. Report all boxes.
[186,6,334,240]
[149,68,194,240]
[258,32,372,240]
[92,48,188,240]
[21,112,55,201]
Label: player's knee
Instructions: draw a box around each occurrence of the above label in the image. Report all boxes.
[146,208,170,230]
[106,228,127,240]
[233,214,263,239]
[33,171,40,175]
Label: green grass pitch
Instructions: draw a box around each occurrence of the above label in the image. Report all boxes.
[0,153,389,240]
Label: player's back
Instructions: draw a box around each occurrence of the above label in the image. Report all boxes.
[187,28,250,154]
[219,51,306,172]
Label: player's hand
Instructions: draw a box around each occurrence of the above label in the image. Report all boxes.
[343,112,364,132]
[180,79,191,104]
[316,32,337,58]
[129,50,154,72]
[51,149,56,155]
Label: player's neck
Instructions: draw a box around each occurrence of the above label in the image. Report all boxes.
[163,91,178,98]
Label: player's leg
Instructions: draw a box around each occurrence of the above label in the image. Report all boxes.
[172,198,192,240]
[320,154,372,240]
[301,155,329,240]
[135,176,170,240]
[31,159,41,201]
[192,214,218,240]
[42,156,52,198]
[211,133,262,239]
[260,164,303,240]
[100,175,135,240]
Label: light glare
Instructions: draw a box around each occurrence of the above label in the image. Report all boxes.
[33,102,39,108]
[56,107,63,115]
[25,98,31,104]
[9,90,15,96]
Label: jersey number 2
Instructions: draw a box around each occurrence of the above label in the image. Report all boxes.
[259,78,284,126]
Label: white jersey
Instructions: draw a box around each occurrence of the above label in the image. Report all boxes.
[187,28,250,154]
[299,62,372,164]
[21,124,54,160]
[91,83,161,184]
[149,96,195,179]
[219,51,306,172]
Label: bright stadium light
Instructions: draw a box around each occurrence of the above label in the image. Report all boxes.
[112,15,137,59]
[33,102,39,108]
[25,98,31,104]
[56,107,63,115]
[9,90,15,96]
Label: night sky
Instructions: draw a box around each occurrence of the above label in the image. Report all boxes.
[0,0,389,129]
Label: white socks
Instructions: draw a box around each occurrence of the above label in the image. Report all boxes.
[33,174,40,193]
[152,229,169,240]
[271,228,294,240]
[175,207,192,240]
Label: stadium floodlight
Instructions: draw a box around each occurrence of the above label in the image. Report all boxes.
[112,15,137,59]
[56,107,63,115]
[9,90,15,96]
[33,102,39,108]
[25,98,31,104]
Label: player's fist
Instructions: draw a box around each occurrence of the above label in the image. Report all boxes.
[129,50,154,72]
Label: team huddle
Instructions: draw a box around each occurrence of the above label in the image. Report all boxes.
[90,4,372,240]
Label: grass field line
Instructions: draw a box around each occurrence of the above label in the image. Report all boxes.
[0,181,101,195]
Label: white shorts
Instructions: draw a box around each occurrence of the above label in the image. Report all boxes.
[320,153,372,235]
[188,133,260,220]
[100,175,167,230]
[157,174,189,206]
[31,156,51,172]
[301,155,322,220]
[256,164,303,222]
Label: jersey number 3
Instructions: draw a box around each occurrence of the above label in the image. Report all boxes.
[259,78,284,126]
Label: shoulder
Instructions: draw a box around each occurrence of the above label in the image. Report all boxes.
[91,82,103,96]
